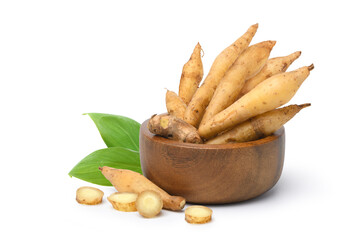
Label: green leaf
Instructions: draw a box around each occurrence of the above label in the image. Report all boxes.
[85,113,140,151]
[69,147,142,186]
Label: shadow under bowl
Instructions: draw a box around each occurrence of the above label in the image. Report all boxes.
[139,120,285,204]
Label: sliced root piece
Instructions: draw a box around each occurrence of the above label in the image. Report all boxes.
[76,186,104,205]
[107,192,138,212]
[185,205,213,224]
[136,190,163,218]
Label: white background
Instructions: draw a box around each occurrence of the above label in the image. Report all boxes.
[1,0,359,239]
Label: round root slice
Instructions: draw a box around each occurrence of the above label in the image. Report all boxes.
[107,192,138,212]
[185,205,213,224]
[76,186,104,205]
[136,190,163,218]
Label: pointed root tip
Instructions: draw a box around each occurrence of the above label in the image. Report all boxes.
[194,42,202,51]
[252,23,259,28]
[195,42,204,57]
[308,64,314,71]
[179,199,186,209]
[258,40,276,49]
[269,40,277,49]
[300,103,311,108]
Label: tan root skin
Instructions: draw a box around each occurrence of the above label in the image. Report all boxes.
[76,186,104,205]
[198,64,314,139]
[165,90,187,120]
[239,51,302,97]
[136,190,163,218]
[147,113,203,144]
[185,205,213,224]
[184,23,258,128]
[100,166,186,211]
[200,40,276,127]
[107,192,138,212]
[178,43,204,105]
[206,103,311,144]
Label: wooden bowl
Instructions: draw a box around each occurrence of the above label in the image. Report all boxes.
[139,120,285,204]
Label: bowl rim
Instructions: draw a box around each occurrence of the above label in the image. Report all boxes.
[141,119,285,150]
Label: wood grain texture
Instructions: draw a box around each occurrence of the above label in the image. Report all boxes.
[139,120,285,204]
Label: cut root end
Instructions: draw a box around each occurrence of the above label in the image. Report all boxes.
[308,64,315,71]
